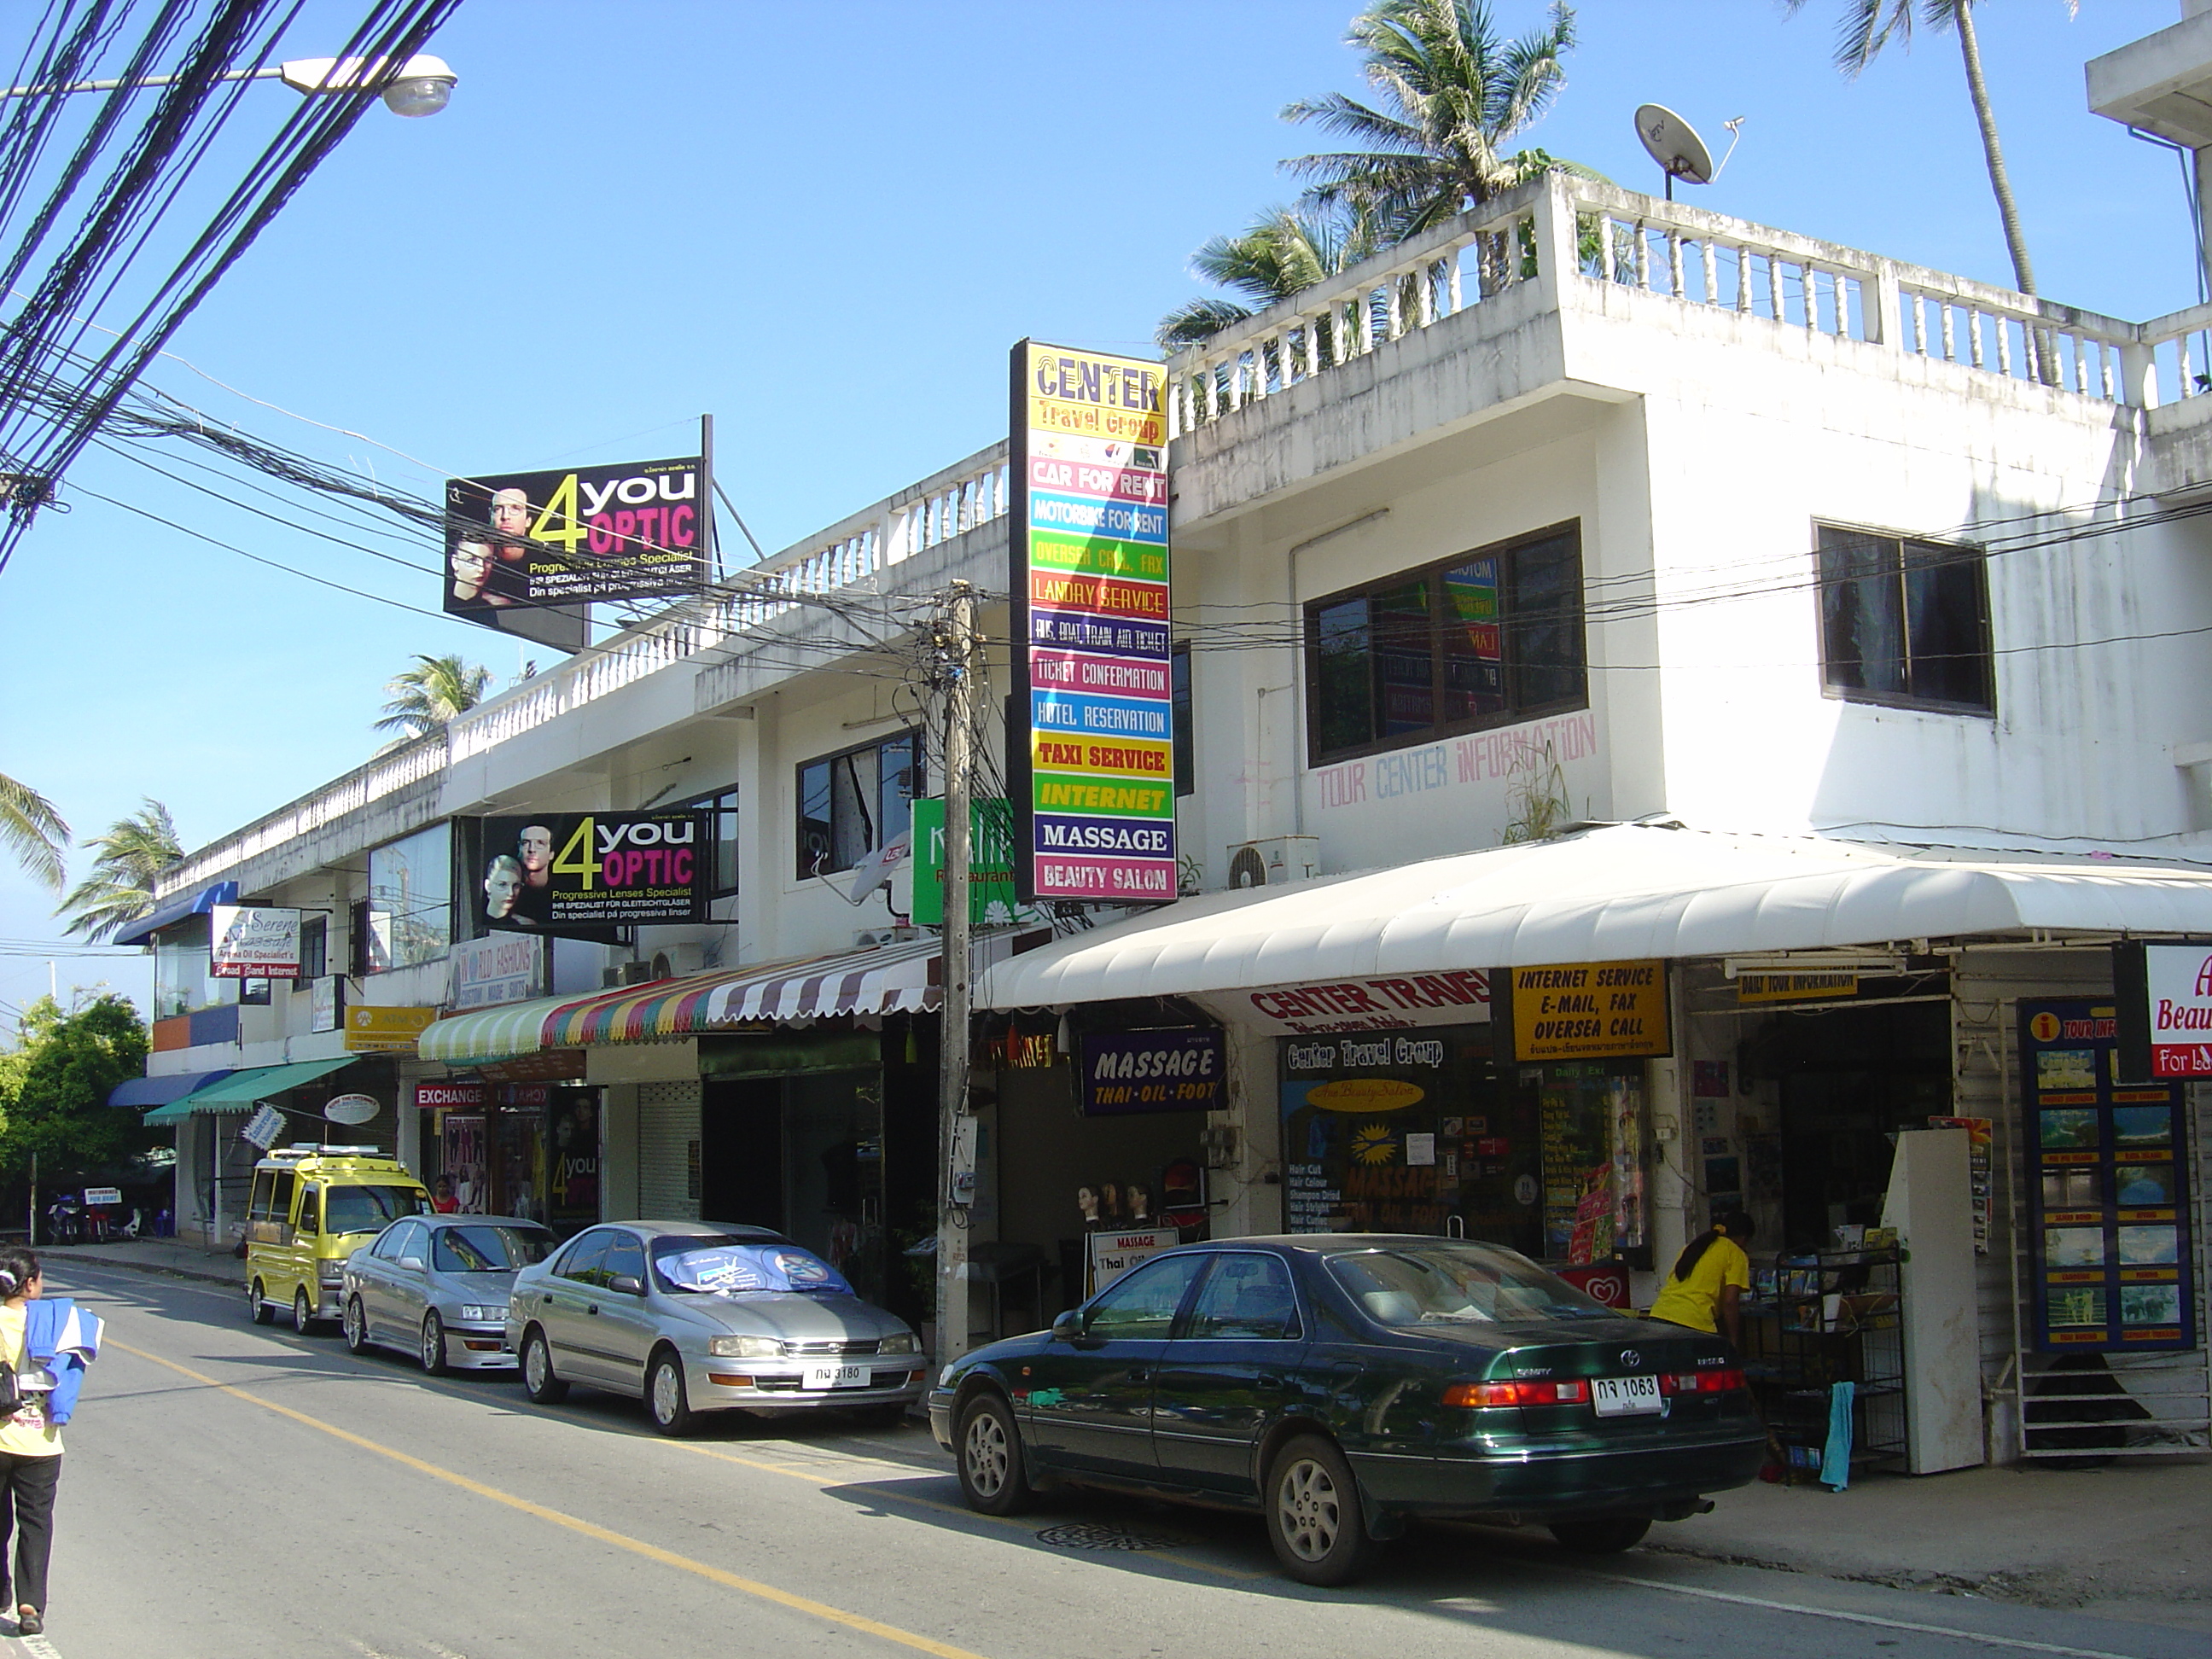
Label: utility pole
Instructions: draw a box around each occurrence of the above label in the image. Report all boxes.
[934,580,977,1370]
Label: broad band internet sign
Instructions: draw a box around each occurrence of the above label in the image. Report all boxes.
[1010,340,1176,905]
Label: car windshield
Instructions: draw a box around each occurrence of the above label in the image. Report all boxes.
[325,1185,428,1236]
[649,1235,852,1297]
[433,1225,553,1273]
[1327,1244,1613,1325]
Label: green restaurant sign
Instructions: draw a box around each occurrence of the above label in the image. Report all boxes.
[911,797,1023,926]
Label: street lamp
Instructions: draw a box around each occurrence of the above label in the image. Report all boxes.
[0,53,457,117]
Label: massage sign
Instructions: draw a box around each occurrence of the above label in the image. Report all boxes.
[1009,341,1177,905]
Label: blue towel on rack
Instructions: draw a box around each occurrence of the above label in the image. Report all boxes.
[1819,1380,1855,1491]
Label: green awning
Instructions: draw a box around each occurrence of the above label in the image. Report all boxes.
[143,1057,358,1125]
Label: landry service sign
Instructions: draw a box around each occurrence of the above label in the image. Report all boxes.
[1009,341,1176,905]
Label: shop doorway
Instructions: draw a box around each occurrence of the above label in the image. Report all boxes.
[700,1079,783,1233]
[1767,1003,1951,1251]
[697,1069,888,1305]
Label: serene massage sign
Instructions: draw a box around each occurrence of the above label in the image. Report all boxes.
[1009,341,1177,904]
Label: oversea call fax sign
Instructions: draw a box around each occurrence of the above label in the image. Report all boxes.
[1010,341,1176,906]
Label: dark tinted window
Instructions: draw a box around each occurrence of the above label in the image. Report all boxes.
[1083,1253,1206,1340]
[1307,524,1585,763]
[555,1230,614,1285]
[294,1186,321,1237]
[1185,1254,1300,1340]
[1171,641,1194,799]
[433,1224,554,1272]
[602,1233,647,1287]
[325,1185,428,1236]
[1327,1243,1610,1324]
[796,732,923,879]
[1817,524,1991,713]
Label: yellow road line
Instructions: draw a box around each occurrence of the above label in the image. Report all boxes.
[108,1339,990,1659]
[661,1439,1272,1581]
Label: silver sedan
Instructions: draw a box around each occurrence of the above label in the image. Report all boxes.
[506,1220,926,1435]
[343,1214,554,1374]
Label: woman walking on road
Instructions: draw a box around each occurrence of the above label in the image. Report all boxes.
[0,1246,101,1638]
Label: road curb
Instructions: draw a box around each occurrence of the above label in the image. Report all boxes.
[46,1251,237,1289]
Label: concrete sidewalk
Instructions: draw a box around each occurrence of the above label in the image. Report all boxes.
[45,1236,238,1287]
[1661,1456,2212,1634]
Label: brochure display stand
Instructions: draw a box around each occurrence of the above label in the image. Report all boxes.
[1740,1247,1906,1481]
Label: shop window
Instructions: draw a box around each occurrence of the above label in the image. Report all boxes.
[796,731,923,881]
[1306,522,1586,765]
[1171,641,1194,799]
[366,822,453,972]
[153,915,223,1018]
[238,978,271,1006]
[298,915,328,982]
[348,899,372,979]
[1186,1254,1300,1340]
[681,787,741,897]
[1816,523,1993,715]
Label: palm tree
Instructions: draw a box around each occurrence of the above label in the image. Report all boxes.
[1156,202,1397,358]
[57,799,181,941]
[0,772,69,894]
[1786,3,2075,323]
[375,653,492,743]
[1282,0,1586,245]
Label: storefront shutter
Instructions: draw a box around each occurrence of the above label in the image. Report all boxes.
[637,1079,702,1221]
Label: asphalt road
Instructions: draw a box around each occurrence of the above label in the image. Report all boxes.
[10,1263,2203,1659]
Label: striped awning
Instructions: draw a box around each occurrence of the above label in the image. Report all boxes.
[417,992,597,1065]
[701,937,946,1024]
[544,965,776,1048]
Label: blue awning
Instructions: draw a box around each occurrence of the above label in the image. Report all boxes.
[113,881,239,947]
[107,1069,234,1109]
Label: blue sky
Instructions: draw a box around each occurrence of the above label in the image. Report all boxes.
[0,0,2189,1027]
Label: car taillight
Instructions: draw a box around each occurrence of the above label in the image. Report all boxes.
[1659,1368,1745,1394]
[1443,1378,1592,1407]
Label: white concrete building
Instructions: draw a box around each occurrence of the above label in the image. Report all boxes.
[130,167,2212,1465]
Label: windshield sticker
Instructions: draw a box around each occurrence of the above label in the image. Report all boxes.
[661,1244,852,1296]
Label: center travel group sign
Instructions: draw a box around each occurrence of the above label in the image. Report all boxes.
[1009,341,1176,905]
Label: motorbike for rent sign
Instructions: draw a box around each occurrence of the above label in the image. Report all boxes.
[1008,341,1177,906]
[209,905,303,978]
[477,812,709,932]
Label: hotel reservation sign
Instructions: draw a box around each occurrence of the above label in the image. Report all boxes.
[1010,341,1176,904]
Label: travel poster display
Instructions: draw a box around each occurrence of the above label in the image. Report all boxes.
[1008,341,1176,905]
[2021,1000,2196,1353]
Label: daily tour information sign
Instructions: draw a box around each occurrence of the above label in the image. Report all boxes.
[1009,340,1176,905]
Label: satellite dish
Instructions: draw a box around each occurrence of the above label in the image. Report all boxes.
[1635,103,1713,201]
[324,1092,379,1126]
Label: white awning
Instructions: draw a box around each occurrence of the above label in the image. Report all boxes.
[703,937,946,1023]
[983,822,2212,1010]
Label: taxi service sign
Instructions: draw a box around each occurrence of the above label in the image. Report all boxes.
[1010,341,1176,905]
[1504,961,1670,1061]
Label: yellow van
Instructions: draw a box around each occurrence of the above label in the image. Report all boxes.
[245,1147,431,1335]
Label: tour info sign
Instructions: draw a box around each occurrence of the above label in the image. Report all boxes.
[1008,341,1176,905]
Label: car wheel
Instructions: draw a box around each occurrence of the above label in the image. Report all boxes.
[1548,1516,1651,1555]
[521,1328,568,1405]
[343,1295,370,1354]
[248,1278,272,1326]
[419,1311,450,1377]
[1266,1435,1377,1586]
[955,1392,1033,1516]
[647,1350,695,1437]
[292,1288,317,1336]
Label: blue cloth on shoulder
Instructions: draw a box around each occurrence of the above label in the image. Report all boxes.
[23,1298,101,1425]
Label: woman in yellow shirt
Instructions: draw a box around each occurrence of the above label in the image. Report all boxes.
[1647,1211,1756,1348]
[0,1245,95,1639]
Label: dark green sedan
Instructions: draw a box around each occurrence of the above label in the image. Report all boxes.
[928,1235,1765,1585]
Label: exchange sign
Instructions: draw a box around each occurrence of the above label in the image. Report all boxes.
[1009,341,1176,905]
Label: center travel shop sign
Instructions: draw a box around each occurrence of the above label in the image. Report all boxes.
[1009,341,1176,905]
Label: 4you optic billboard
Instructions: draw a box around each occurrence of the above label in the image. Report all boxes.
[1009,341,1176,905]
[477,812,709,932]
[445,454,707,620]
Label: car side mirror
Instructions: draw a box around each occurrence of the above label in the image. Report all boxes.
[608,1274,646,1297]
[399,1254,425,1272]
[1051,1311,1083,1343]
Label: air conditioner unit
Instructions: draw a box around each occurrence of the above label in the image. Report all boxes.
[854,928,898,950]
[1225,835,1320,890]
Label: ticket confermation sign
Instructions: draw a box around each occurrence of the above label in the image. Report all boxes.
[1010,341,1176,905]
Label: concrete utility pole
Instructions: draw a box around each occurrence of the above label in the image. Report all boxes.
[934,581,978,1369]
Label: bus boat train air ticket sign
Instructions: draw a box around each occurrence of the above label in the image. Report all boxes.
[1010,341,1177,905]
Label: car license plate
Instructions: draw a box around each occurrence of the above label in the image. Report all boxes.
[806,1363,870,1390]
[1592,1376,1663,1417]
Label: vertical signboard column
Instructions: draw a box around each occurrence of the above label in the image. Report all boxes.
[1010,341,1176,905]
[2021,1000,2196,1353]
